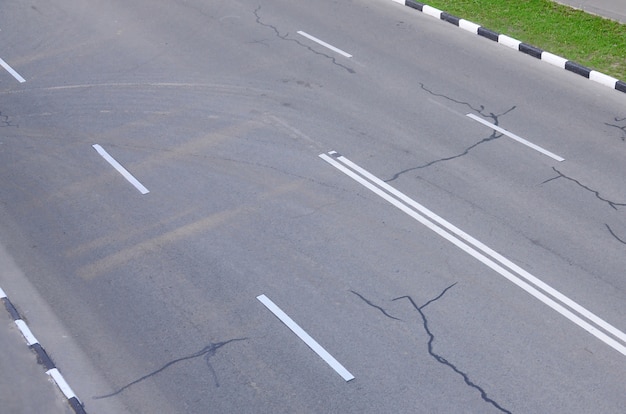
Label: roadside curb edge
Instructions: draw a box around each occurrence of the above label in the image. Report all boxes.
[392,0,626,95]
[0,286,86,414]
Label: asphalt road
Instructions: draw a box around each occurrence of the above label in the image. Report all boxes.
[556,0,626,23]
[1,0,625,413]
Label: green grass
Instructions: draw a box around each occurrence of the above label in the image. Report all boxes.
[419,0,626,80]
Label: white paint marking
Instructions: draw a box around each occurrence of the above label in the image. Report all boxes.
[15,319,39,346]
[466,113,565,162]
[92,144,150,194]
[257,294,355,381]
[541,51,568,69]
[332,154,626,345]
[0,286,6,299]
[0,57,26,83]
[459,19,480,34]
[297,31,352,58]
[47,368,78,400]
[391,0,405,4]
[320,152,626,356]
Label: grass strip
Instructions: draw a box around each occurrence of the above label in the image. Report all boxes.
[419,0,626,80]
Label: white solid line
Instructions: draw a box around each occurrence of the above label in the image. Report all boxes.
[0,286,6,299]
[466,113,565,162]
[92,144,149,194]
[320,153,626,356]
[0,57,26,83]
[47,368,78,400]
[297,31,352,58]
[334,154,626,345]
[257,294,355,381]
[15,320,39,346]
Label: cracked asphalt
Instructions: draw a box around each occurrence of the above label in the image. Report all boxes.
[94,338,248,399]
[1,0,625,413]
[254,6,356,74]
[386,83,517,181]
[542,166,626,210]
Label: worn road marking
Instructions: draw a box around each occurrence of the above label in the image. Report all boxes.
[257,294,354,381]
[320,151,626,356]
[0,57,26,83]
[92,144,149,194]
[297,31,352,58]
[466,113,564,161]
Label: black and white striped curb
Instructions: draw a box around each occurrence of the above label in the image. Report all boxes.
[391,0,626,94]
[0,286,86,414]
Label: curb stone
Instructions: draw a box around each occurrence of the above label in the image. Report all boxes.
[391,0,626,94]
[0,286,87,414]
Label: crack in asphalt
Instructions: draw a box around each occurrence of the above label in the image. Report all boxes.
[542,167,626,210]
[386,84,515,182]
[0,111,17,128]
[253,6,355,74]
[350,290,402,321]
[606,224,626,245]
[420,83,486,113]
[289,201,340,219]
[393,283,512,414]
[94,338,247,399]
[419,83,517,123]
[605,117,626,141]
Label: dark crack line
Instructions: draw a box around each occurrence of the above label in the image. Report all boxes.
[420,83,485,114]
[545,167,626,210]
[350,290,402,321]
[540,174,561,185]
[386,85,515,182]
[253,6,355,74]
[606,224,626,245]
[605,117,626,142]
[418,282,457,310]
[420,83,517,121]
[393,285,511,414]
[94,338,247,399]
[0,111,17,128]
[386,133,501,181]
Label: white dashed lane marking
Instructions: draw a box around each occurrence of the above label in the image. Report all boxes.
[92,144,150,194]
[297,31,352,58]
[257,294,355,381]
[466,113,565,162]
[0,56,26,83]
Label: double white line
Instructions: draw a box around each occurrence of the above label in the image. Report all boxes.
[319,151,626,356]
